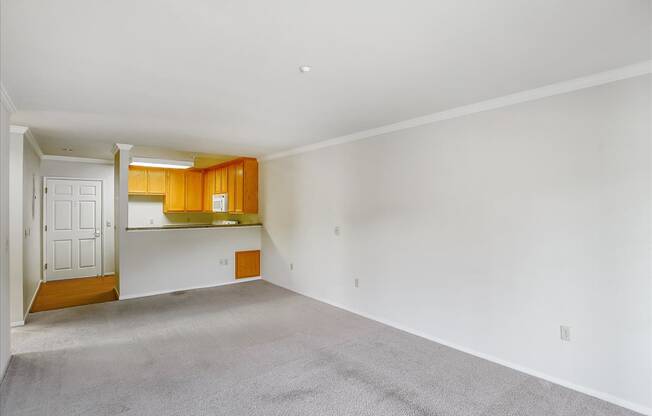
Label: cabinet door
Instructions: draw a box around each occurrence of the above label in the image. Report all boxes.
[128,167,148,194]
[235,250,260,279]
[234,161,244,213]
[220,168,228,193]
[203,169,215,211]
[147,168,166,194]
[242,159,258,213]
[227,164,236,212]
[185,171,203,212]
[214,168,222,195]
[165,170,186,212]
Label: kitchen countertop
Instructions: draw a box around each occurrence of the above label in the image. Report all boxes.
[126,223,263,231]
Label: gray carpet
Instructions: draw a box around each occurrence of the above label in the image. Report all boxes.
[0,280,640,416]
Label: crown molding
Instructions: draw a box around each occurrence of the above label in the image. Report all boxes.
[112,143,133,154]
[25,130,44,158]
[41,155,114,165]
[10,125,44,158]
[0,82,17,113]
[262,60,652,161]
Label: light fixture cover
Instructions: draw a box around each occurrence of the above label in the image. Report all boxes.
[130,157,193,169]
[299,65,311,73]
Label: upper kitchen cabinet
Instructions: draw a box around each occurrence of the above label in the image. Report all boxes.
[129,166,166,195]
[203,169,216,212]
[185,171,203,211]
[147,168,166,194]
[164,170,203,212]
[128,167,147,194]
[164,170,186,212]
[226,158,258,214]
[141,157,258,214]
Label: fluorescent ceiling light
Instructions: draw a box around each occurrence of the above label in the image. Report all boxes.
[130,157,193,169]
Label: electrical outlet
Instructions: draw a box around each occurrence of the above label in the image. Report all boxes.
[289,263,294,271]
[354,278,359,288]
[560,325,571,342]
[148,218,154,225]
[334,226,341,236]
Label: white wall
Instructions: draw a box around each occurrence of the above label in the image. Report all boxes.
[22,140,41,317]
[120,226,262,298]
[8,130,22,324]
[0,100,12,380]
[260,75,651,413]
[40,160,115,274]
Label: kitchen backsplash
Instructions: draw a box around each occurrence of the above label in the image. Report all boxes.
[128,195,260,227]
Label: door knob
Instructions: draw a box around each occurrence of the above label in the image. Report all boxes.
[94,230,101,238]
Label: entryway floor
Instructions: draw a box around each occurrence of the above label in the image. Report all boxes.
[30,275,118,312]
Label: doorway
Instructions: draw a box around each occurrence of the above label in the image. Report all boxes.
[43,177,103,281]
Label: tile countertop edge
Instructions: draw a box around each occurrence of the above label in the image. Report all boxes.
[126,223,263,231]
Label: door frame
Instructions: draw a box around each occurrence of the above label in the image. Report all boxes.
[42,176,105,282]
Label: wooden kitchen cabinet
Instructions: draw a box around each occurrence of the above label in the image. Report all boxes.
[215,167,227,194]
[242,158,258,213]
[164,170,186,212]
[129,167,166,195]
[234,161,244,213]
[226,158,258,214]
[203,169,216,212]
[128,167,148,194]
[185,171,203,211]
[142,157,258,214]
[219,167,227,193]
[147,168,166,194]
[227,164,236,212]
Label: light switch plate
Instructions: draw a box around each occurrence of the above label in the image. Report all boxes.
[560,325,571,342]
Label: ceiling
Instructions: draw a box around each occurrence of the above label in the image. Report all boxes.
[2,0,650,159]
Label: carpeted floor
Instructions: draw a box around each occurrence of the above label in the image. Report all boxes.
[0,280,640,416]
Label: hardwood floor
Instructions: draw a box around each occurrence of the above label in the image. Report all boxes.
[30,275,118,313]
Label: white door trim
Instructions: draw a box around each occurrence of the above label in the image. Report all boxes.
[42,176,104,281]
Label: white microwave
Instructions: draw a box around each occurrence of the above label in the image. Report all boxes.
[212,193,228,212]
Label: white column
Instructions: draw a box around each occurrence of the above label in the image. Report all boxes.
[0,96,13,378]
[8,126,25,325]
[112,143,132,296]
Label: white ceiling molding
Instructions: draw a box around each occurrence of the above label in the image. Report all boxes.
[41,155,114,165]
[0,82,17,113]
[24,130,44,159]
[262,60,652,162]
[10,125,44,158]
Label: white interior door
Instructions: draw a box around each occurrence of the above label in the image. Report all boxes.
[45,178,102,280]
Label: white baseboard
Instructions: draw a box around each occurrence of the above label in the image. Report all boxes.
[119,277,262,300]
[23,280,42,323]
[10,321,24,327]
[0,355,12,386]
[268,280,651,416]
